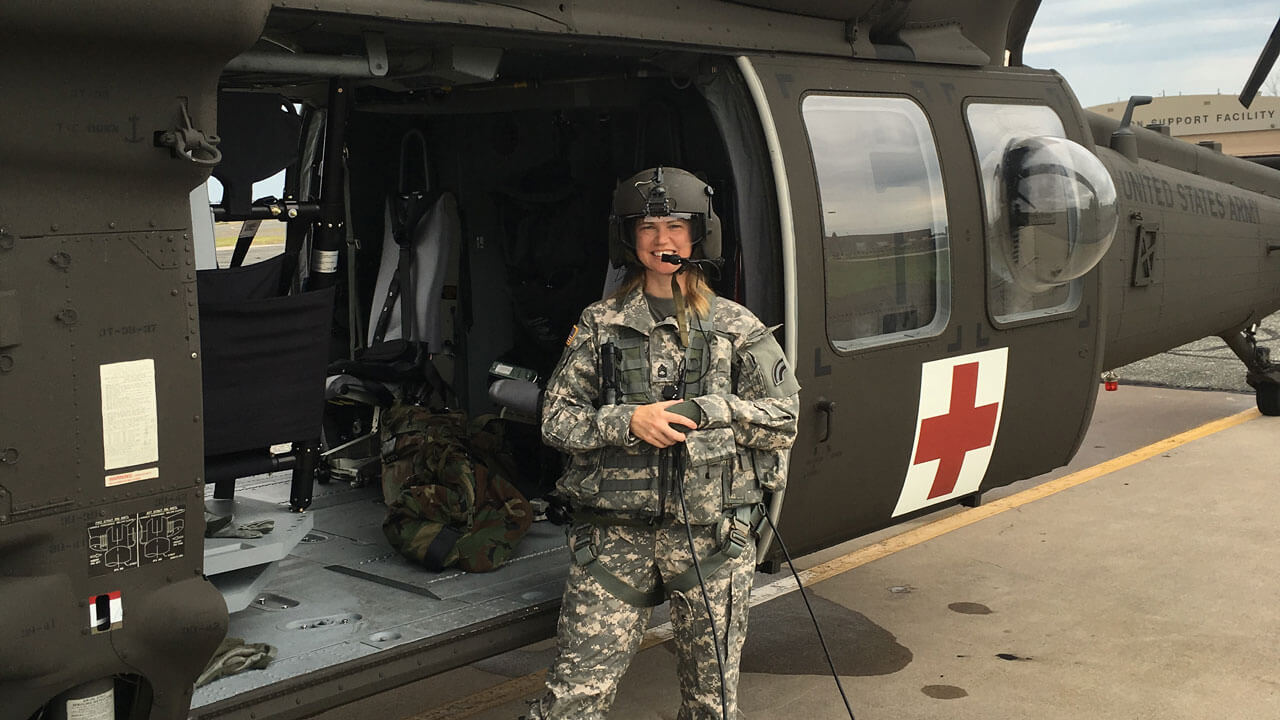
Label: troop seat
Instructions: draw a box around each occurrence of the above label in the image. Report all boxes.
[197,253,334,511]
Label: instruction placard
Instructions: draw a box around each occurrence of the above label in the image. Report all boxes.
[99,359,159,472]
[87,505,185,576]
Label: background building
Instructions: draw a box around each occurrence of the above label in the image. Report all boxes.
[1089,94,1280,165]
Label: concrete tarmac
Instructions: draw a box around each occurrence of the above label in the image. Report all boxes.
[1111,312,1280,394]
[310,383,1279,720]
[736,401,1279,720]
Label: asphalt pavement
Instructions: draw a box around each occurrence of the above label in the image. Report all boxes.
[1112,311,1280,394]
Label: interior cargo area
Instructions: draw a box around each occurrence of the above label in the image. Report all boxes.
[193,26,781,710]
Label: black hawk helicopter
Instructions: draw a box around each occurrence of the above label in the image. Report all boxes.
[2,1,1279,718]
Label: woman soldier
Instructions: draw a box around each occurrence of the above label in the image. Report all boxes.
[527,167,800,719]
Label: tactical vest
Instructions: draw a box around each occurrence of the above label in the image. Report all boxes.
[561,298,768,525]
[613,302,712,403]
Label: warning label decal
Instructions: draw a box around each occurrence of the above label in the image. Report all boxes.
[105,465,159,488]
[87,505,185,575]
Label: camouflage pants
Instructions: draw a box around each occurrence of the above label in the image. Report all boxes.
[528,521,755,720]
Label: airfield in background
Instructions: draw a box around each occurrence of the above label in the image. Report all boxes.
[1114,313,1280,393]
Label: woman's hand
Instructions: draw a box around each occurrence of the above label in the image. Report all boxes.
[629,400,699,448]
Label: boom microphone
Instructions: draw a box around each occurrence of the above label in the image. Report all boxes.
[662,253,724,278]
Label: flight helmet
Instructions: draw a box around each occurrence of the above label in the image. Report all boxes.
[608,166,721,268]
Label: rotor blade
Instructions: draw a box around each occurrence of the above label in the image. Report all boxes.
[1239,16,1280,108]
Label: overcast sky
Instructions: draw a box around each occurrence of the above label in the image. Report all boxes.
[1024,0,1279,108]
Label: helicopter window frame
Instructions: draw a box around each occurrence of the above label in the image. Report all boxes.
[799,92,953,354]
[964,100,1083,326]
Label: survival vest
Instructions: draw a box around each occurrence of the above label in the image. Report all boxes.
[556,295,789,525]
[380,403,533,572]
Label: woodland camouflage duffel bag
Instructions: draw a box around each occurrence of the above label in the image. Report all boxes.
[380,403,533,572]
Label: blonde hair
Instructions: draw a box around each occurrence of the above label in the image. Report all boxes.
[611,265,714,318]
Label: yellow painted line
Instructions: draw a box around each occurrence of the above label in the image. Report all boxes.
[413,407,1262,720]
[764,406,1261,596]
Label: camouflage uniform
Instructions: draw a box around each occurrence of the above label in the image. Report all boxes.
[532,285,799,719]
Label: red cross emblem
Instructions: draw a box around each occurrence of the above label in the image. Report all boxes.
[913,362,1000,499]
[893,348,1008,517]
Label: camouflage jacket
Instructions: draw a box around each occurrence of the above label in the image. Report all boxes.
[542,285,799,525]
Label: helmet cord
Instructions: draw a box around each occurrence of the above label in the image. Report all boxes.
[671,272,690,347]
[675,452,731,720]
[763,509,857,719]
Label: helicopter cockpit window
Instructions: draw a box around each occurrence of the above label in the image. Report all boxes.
[801,95,952,351]
[966,103,1118,323]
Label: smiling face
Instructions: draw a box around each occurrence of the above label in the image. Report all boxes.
[633,215,693,278]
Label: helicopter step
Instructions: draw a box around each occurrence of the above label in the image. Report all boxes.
[191,472,571,715]
[203,493,314,613]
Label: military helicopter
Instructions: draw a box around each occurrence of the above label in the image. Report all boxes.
[4,1,1280,718]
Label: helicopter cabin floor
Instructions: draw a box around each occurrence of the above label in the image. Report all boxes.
[299,384,1280,720]
[191,473,572,709]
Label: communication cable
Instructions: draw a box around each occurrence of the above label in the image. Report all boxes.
[662,258,739,719]
[762,510,856,720]
[674,451,731,720]
[667,249,841,717]
[670,304,731,720]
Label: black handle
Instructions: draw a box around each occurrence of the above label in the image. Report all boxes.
[816,397,836,443]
